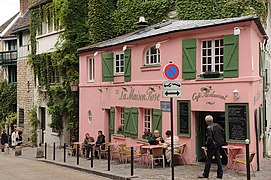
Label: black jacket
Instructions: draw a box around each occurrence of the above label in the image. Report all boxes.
[206,123,225,149]
[96,134,105,146]
[1,132,8,144]
[148,135,164,145]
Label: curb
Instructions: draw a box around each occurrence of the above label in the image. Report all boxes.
[38,159,132,180]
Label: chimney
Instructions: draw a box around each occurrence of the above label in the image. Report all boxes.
[20,0,30,15]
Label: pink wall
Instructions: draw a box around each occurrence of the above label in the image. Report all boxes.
[79,21,265,166]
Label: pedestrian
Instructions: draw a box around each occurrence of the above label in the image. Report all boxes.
[198,115,225,179]
[82,133,94,159]
[1,129,8,152]
[11,129,18,148]
[94,130,105,158]
[163,130,180,166]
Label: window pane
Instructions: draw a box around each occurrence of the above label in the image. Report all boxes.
[215,40,219,47]
[203,41,206,48]
[121,67,124,72]
[208,41,212,47]
[220,48,223,55]
[220,39,223,46]
[220,65,223,71]
[208,49,211,56]
[203,57,206,64]
[207,65,212,71]
[121,54,124,59]
[203,49,206,56]
[220,56,223,63]
[215,65,219,71]
[215,56,219,63]
[203,66,206,72]
[208,57,212,64]
[215,48,219,55]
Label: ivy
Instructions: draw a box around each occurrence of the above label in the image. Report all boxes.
[0,81,17,123]
[28,106,39,145]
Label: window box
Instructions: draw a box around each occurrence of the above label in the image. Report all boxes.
[202,71,221,78]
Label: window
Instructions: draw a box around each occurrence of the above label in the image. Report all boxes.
[145,46,160,65]
[19,108,24,127]
[144,109,152,133]
[88,57,95,81]
[202,39,224,73]
[114,52,124,74]
[5,40,17,51]
[8,65,17,83]
[120,107,124,131]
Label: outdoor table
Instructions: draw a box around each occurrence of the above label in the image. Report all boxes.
[222,145,243,169]
[141,144,164,149]
[73,142,82,156]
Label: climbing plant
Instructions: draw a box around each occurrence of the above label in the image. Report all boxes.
[28,106,39,145]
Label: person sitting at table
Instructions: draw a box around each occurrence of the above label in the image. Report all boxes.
[95,130,105,158]
[148,130,164,145]
[163,130,180,166]
[82,133,95,159]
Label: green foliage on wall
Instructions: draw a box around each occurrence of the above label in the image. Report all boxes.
[176,0,267,22]
[28,106,39,145]
[0,81,17,123]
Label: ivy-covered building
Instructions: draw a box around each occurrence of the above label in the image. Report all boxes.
[78,15,268,167]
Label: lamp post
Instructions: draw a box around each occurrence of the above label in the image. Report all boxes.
[70,81,78,143]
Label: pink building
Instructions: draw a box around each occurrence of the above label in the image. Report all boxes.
[78,16,268,168]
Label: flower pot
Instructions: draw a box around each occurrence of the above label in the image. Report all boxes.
[202,72,220,78]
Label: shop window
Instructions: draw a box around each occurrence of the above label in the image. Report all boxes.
[145,46,160,65]
[201,39,224,73]
[114,52,124,74]
[88,57,95,81]
[143,109,152,136]
[177,100,191,137]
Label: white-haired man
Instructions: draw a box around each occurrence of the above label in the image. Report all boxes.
[198,115,225,179]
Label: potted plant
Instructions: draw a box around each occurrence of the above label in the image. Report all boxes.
[117,125,123,134]
[202,70,221,78]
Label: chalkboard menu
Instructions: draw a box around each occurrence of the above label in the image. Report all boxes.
[226,104,249,142]
[178,101,191,136]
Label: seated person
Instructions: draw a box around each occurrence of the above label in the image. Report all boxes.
[148,130,164,145]
[82,133,94,159]
[163,130,180,165]
[95,130,105,158]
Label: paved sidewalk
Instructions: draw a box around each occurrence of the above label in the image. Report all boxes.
[1,146,271,180]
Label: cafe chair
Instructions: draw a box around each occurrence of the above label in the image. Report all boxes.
[98,142,109,160]
[150,147,165,169]
[232,152,256,177]
[174,143,187,165]
[120,147,142,167]
[111,143,126,161]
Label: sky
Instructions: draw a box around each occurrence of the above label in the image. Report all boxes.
[0,0,20,25]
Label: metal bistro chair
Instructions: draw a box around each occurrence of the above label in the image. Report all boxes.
[150,147,165,169]
[174,143,187,165]
[201,146,222,160]
[232,152,256,177]
[98,142,109,160]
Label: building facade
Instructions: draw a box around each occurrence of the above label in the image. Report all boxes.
[78,16,268,168]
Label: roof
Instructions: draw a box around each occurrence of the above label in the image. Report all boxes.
[78,15,268,53]
[0,13,19,34]
[29,0,51,9]
[12,10,30,34]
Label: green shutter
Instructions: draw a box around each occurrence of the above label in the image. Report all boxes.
[224,35,239,78]
[124,49,131,82]
[102,53,114,82]
[109,107,115,134]
[124,108,138,138]
[259,45,265,77]
[152,109,162,134]
[182,39,196,79]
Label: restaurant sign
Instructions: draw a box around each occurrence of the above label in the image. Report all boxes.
[119,88,161,101]
[192,86,228,105]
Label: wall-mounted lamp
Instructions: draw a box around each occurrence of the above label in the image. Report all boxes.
[123,45,127,51]
[148,87,156,92]
[155,43,161,49]
[234,27,240,35]
[121,87,128,92]
[233,89,239,100]
[94,51,99,56]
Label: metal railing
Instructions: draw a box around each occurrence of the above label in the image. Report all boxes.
[0,50,17,65]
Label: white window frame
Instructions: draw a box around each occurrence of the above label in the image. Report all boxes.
[114,52,125,75]
[201,39,224,73]
[88,57,95,81]
[120,107,124,131]
[145,46,160,65]
[143,109,152,133]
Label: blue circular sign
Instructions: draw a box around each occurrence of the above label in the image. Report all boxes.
[164,63,180,80]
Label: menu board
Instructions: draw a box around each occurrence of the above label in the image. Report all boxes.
[226,104,248,141]
[178,101,190,136]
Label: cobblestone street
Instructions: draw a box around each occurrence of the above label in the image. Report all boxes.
[1,147,271,179]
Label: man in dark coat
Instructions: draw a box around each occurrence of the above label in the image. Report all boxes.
[95,130,105,158]
[1,129,8,152]
[198,115,225,179]
[148,130,164,145]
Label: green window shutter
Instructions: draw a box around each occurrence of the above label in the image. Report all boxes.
[182,39,196,79]
[124,108,138,138]
[109,107,115,134]
[102,53,114,82]
[152,109,162,134]
[224,35,239,78]
[259,45,265,77]
[124,49,131,82]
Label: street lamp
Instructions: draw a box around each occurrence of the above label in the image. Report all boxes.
[70,81,78,143]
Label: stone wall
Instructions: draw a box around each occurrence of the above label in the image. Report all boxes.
[17,57,35,146]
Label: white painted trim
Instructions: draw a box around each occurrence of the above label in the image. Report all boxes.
[0,13,20,37]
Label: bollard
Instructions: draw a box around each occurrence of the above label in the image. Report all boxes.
[45,142,47,159]
[76,144,79,165]
[245,139,250,180]
[131,146,134,176]
[91,145,93,168]
[53,142,56,161]
[108,145,111,171]
[64,143,66,163]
